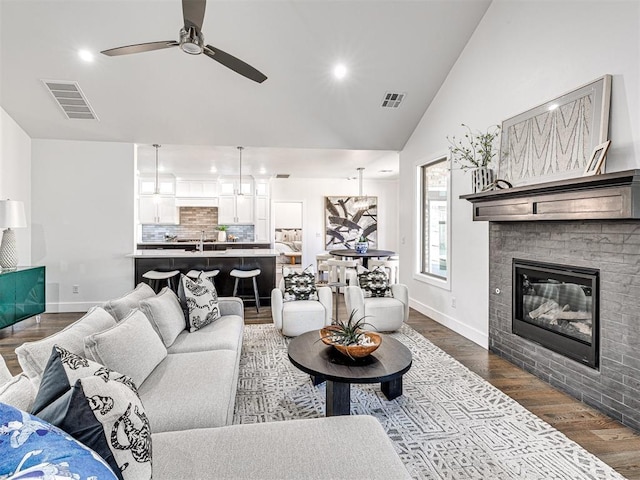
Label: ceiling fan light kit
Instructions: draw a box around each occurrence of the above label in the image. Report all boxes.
[101,0,267,83]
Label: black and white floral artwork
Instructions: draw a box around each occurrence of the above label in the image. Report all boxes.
[325,196,377,249]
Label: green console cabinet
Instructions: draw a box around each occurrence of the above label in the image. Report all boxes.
[0,266,46,329]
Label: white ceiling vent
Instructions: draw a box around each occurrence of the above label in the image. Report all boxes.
[276,174,290,179]
[41,80,98,120]
[381,92,406,108]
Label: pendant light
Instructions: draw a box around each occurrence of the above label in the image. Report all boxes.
[352,167,369,211]
[153,144,161,201]
[237,146,244,196]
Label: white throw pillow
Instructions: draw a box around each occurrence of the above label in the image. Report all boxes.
[0,373,36,411]
[275,230,284,242]
[103,282,156,321]
[15,306,116,384]
[84,309,167,387]
[139,287,186,347]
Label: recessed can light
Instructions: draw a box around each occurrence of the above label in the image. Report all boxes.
[210,166,218,173]
[78,49,94,62]
[333,63,347,80]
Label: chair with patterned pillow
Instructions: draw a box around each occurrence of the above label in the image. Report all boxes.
[271,267,333,337]
[344,266,409,332]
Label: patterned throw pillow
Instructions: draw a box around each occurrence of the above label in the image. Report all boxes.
[31,346,151,480]
[283,270,318,301]
[178,274,221,332]
[358,267,392,298]
[0,402,118,479]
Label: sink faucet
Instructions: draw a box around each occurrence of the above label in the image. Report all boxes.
[198,230,205,252]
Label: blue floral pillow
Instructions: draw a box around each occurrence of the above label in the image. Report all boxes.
[0,401,118,479]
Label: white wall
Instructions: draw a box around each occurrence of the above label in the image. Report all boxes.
[31,140,136,312]
[400,0,640,348]
[273,202,303,229]
[0,107,32,266]
[271,177,399,267]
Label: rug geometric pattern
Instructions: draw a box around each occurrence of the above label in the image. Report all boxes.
[234,324,624,479]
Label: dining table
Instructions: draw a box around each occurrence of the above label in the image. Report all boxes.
[329,249,396,269]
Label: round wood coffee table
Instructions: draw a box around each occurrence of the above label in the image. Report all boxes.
[288,330,412,416]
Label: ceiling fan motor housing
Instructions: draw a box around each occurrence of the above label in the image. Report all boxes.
[180,26,204,55]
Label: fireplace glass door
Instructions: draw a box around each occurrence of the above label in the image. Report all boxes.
[513,259,599,368]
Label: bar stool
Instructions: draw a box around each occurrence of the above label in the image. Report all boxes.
[230,268,261,312]
[186,269,221,288]
[142,269,180,293]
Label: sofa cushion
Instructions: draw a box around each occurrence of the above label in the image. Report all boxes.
[103,282,156,321]
[358,267,392,298]
[138,350,239,432]
[152,416,410,480]
[15,306,116,384]
[30,346,150,480]
[283,270,318,301]
[0,354,12,384]
[138,287,186,347]
[167,315,244,354]
[84,309,167,387]
[0,402,118,480]
[0,373,36,411]
[178,274,221,332]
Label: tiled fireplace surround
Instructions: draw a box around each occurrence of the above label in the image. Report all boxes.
[489,220,640,431]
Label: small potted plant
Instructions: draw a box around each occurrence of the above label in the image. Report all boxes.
[217,225,228,242]
[355,234,369,254]
[447,124,501,192]
[320,309,381,359]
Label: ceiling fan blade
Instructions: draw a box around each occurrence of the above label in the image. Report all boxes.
[204,45,267,84]
[101,41,179,57]
[182,0,206,31]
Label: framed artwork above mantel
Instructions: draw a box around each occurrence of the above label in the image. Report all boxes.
[498,75,612,187]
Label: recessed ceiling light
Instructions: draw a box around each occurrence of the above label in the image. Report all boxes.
[158,165,165,173]
[333,63,347,80]
[259,167,266,175]
[210,166,217,173]
[78,50,94,62]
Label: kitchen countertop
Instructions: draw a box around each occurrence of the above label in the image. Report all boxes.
[129,249,278,258]
[137,241,270,245]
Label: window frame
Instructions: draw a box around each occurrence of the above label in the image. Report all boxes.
[413,153,452,291]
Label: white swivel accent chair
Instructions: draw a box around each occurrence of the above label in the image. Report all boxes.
[344,281,409,332]
[271,270,332,337]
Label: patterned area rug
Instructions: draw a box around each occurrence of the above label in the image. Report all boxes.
[233,324,624,480]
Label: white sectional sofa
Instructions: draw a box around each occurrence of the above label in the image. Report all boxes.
[0,283,410,479]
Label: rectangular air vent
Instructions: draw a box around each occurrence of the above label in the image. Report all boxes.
[42,80,98,120]
[276,174,290,179]
[381,92,406,108]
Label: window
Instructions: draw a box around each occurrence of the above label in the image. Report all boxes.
[420,158,449,281]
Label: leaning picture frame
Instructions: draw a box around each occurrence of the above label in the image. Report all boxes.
[583,140,611,176]
[498,75,612,186]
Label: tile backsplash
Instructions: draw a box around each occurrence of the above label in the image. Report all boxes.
[141,206,255,242]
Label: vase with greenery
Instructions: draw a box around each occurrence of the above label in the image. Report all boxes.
[217,225,228,242]
[355,234,369,254]
[447,124,501,192]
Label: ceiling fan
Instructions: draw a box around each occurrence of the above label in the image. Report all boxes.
[101,0,267,84]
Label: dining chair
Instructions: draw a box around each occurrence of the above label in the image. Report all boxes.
[368,259,399,284]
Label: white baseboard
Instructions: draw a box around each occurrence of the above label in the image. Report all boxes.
[409,297,488,349]
[46,301,102,313]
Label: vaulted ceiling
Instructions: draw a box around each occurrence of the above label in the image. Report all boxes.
[0,0,491,178]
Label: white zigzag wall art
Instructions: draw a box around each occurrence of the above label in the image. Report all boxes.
[499,75,611,186]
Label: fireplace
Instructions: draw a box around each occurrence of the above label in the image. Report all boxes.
[512,259,599,369]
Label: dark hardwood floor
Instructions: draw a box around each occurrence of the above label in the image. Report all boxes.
[1,299,639,478]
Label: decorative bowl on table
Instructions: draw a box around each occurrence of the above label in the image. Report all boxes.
[320,326,382,358]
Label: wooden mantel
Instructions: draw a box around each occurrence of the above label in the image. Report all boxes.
[460,169,640,221]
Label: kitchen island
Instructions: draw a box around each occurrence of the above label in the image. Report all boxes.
[129,249,277,306]
[137,242,271,251]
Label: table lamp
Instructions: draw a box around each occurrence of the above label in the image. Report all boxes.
[0,199,27,270]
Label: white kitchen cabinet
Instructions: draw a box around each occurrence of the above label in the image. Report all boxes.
[176,180,217,198]
[139,175,175,195]
[219,177,252,196]
[254,195,270,241]
[139,196,178,224]
[218,195,254,224]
